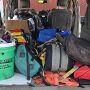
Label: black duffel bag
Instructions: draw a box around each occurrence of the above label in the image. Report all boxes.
[44,43,73,71]
[56,34,90,65]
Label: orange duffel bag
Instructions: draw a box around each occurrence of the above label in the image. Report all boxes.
[33,71,79,86]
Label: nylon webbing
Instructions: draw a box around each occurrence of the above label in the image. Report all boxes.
[60,46,69,71]
[52,44,60,71]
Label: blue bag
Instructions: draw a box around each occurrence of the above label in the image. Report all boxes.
[59,30,71,37]
[15,44,41,79]
[37,28,56,42]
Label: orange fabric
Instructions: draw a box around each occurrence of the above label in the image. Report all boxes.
[33,76,42,85]
[33,71,79,86]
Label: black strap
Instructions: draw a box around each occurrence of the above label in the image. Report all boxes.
[26,45,31,80]
[58,43,62,70]
[25,44,37,80]
[25,43,42,80]
[25,44,42,65]
[75,79,85,88]
[40,70,51,86]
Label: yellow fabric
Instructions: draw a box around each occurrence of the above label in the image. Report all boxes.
[14,36,26,43]
[40,52,46,67]
[11,32,22,36]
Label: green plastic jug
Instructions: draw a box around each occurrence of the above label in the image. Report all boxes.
[0,42,15,80]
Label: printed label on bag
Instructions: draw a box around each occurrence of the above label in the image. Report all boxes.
[0,64,11,69]
[0,58,13,69]
[0,58,13,64]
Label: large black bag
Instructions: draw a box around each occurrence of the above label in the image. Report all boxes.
[65,34,90,65]
[38,10,48,27]
[76,79,90,85]
[44,43,73,71]
[48,9,72,30]
[81,6,90,42]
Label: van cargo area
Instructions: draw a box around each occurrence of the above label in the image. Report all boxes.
[0,74,89,90]
[0,0,90,90]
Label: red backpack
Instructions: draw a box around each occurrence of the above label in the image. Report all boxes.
[74,65,90,80]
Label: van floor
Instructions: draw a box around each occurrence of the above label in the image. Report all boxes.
[0,73,28,85]
[0,85,90,90]
[0,73,90,90]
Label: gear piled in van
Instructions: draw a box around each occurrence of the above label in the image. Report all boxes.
[1,0,89,87]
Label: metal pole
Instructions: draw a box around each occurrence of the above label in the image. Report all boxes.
[5,0,13,20]
[72,0,80,37]
[5,0,10,20]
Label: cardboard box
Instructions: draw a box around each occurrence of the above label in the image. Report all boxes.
[5,20,30,33]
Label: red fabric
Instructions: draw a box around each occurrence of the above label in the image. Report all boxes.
[10,29,23,32]
[33,71,79,86]
[74,66,90,80]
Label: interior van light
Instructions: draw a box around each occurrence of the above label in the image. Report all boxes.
[38,0,47,4]
[38,0,44,3]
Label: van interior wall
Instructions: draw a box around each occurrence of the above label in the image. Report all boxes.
[3,0,86,16]
[30,0,57,11]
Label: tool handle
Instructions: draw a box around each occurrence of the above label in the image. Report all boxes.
[60,66,79,80]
